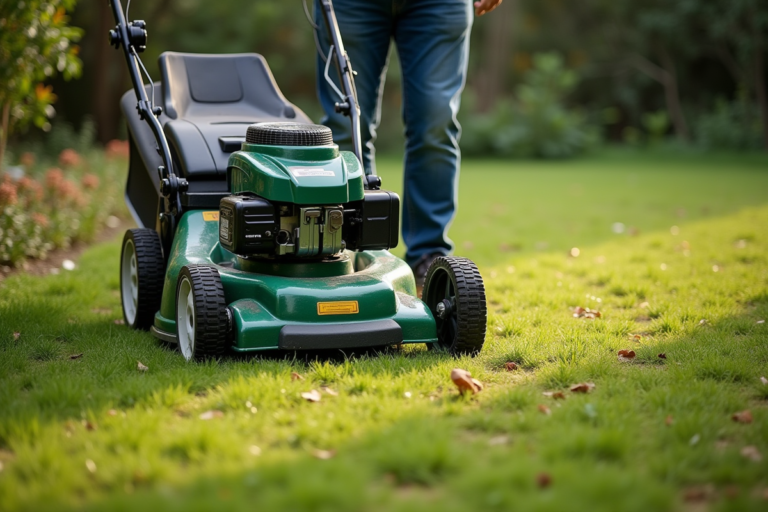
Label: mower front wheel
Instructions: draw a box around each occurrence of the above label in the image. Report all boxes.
[120,229,164,330]
[423,256,487,356]
[175,265,229,361]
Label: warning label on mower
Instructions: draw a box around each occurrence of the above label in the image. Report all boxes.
[289,167,335,177]
[317,301,359,315]
[202,211,220,221]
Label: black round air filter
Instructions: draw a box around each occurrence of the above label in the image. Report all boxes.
[245,122,333,147]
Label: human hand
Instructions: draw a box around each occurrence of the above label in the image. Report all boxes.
[473,0,502,16]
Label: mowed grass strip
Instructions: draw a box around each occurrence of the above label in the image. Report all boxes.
[0,157,766,511]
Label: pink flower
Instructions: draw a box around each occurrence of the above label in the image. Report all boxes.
[81,173,99,190]
[0,182,18,206]
[58,148,82,168]
[106,139,129,159]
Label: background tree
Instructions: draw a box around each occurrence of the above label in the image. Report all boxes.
[0,0,83,170]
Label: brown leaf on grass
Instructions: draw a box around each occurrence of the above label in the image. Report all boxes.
[630,334,642,342]
[658,353,667,359]
[569,382,596,393]
[301,390,322,402]
[504,362,519,371]
[320,386,338,396]
[291,372,304,381]
[683,486,713,503]
[573,307,601,319]
[312,449,336,460]
[665,415,674,426]
[83,420,96,431]
[542,391,566,400]
[732,410,753,424]
[137,361,148,372]
[199,410,224,420]
[617,349,636,361]
[450,369,483,395]
[12,332,20,341]
[760,376,768,386]
[538,404,551,415]
[69,353,83,360]
[741,446,762,462]
[536,472,552,488]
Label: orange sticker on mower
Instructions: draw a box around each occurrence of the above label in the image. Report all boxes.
[317,301,359,315]
[202,211,220,221]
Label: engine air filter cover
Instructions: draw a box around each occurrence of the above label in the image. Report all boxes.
[246,122,333,147]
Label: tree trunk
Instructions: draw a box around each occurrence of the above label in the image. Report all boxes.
[631,51,690,141]
[0,103,10,173]
[475,1,515,113]
[754,44,768,150]
[93,2,117,143]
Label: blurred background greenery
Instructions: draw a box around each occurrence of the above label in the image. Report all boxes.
[5,0,768,159]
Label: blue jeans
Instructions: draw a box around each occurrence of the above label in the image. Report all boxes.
[315,0,473,265]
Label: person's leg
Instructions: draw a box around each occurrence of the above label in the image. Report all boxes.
[315,0,393,175]
[394,0,473,265]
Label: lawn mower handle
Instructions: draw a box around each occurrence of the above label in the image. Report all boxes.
[107,0,185,214]
[317,0,380,190]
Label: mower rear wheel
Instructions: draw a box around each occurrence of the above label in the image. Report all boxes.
[175,265,229,361]
[120,229,164,330]
[423,257,487,356]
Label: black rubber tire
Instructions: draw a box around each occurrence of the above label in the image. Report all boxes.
[175,265,229,361]
[422,256,487,356]
[120,229,165,330]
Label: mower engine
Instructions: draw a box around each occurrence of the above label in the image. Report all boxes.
[219,122,399,259]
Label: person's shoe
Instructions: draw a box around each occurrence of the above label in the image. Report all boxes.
[410,253,443,296]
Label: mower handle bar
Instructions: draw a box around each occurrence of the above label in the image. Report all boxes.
[317,0,380,189]
[108,0,184,214]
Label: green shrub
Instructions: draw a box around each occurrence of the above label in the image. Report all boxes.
[461,53,600,158]
[695,95,763,150]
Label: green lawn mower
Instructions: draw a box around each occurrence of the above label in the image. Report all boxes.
[109,0,487,360]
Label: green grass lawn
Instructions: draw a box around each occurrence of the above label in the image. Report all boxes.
[1,150,767,511]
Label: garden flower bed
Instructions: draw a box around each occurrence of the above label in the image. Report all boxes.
[0,141,129,268]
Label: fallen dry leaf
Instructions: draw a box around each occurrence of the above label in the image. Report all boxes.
[683,486,712,503]
[320,386,338,396]
[665,415,674,426]
[69,353,83,360]
[291,372,304,381]
[543,391,566,400]
[572,307,601,319]
[617,349,636,361]
[301,390,322,402]
[538,404,551,415]
[630,334,642,342]
[760,376,768,386]
[12,332,20,341]
[312,449,336,460]
[732,410,753,424]
[137,361,148,372]
[570,382,596,394]
[450,368,483,395]
[504,362,519,371]
[741,445,762,462]
[536,472,552,488]
[658,353,667,359]
[199,410,224,420]
[114,319,125,325]
[83,420,96,431]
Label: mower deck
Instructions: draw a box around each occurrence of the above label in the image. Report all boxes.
[150,211,438,351]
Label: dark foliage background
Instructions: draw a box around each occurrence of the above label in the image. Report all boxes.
[41,0,768,153]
